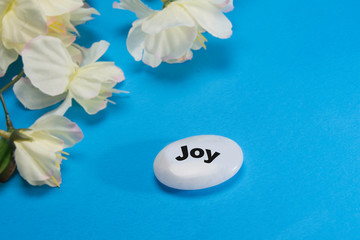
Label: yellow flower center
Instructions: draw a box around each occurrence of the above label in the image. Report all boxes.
[196,31,208,49]
[48,21,66,34]
[51,176,60,187]
[52,150,69,187]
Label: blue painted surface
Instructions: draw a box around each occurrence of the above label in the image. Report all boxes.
[1,0,360,239]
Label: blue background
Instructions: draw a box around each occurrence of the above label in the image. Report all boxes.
[1,0,360,239]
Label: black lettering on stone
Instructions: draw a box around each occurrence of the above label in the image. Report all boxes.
[175,145,189,161]
[175,146,220,164]
[204,149,220,163]
[190,148,204,158]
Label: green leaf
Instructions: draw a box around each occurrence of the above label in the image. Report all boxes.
[0,138,16,182]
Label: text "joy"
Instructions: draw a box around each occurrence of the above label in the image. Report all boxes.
[175,145,220,163]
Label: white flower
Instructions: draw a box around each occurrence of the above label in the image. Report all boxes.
[113,0,233,67]
[0,0,99,76]
[11,115,83,187]
[0,0,47,76]
[39,0,99,47]
[14,36,125,115]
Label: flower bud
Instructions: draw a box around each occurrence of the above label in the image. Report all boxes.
[0,138,16,183]
[9,129,33,143]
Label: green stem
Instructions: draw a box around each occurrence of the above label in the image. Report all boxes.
[162,0,175,8]
[0,69,24,94]
[0,94,13,130]
[0,129,10,140]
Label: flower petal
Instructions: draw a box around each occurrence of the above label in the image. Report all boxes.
[141,4,195,34]
[13,77,67,110]
[165,50,193,64]
[113,0,153,18]
[74,94,109,115]
[2,0,47,49]
[70,62,124,100]
[191,41,202,50]
[44,94,73,116]
[67,43,83,65]
[31,114,83,148]
[70,6,100,26]
[144,26,197,60]
[14,132,63,185]
[220,0,234,12]
[200,0,234,12]
[22,36,77,96]
[181,0,232,39]
[80,40,110,66]
[28,164,62,187]
[69,73,101,100]
[75,80,126,115]
[0,0,12,19]
[47,31,76,47]
[38,0,83,16]
[0,40,18,77]
[142,51,161,67]
[127,19,146,61]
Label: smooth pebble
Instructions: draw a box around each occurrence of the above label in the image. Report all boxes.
[154,135,243,190]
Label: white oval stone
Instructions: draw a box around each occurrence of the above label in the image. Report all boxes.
[154,135,243,190]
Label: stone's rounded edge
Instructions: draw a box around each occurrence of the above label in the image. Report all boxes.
[232,138,244,170]
[153,135,244,190]
[156,164,239,190]
[153,146,171,186]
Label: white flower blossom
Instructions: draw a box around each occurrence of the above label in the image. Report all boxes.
[0,0,99,76]
[12,115,83,187]
[39,0,99,47]
[113,0,233,67]
[0,0,47,76]
[14,36,125,115]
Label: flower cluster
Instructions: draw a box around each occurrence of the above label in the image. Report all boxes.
[113,0,233,67]
[0,0,125,187]
[0,0,233,188]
